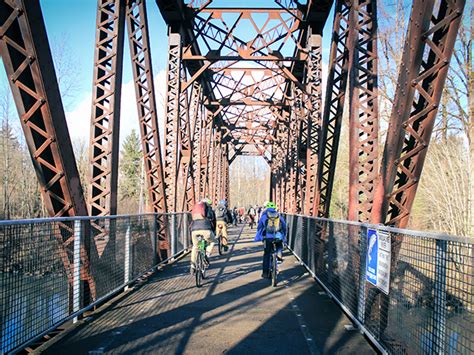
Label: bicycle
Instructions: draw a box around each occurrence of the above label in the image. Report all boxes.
[247,215,256,229]
[267,239,281,287]
[195,234,208,287]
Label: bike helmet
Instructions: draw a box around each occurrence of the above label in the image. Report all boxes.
[265,201,277,209]
[219,199,227,206]
[202,198,212,205]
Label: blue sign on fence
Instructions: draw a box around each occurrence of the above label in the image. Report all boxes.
[366,228,391,294]
[366,229,378,286]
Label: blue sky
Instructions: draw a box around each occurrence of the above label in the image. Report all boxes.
[39,0,169,103]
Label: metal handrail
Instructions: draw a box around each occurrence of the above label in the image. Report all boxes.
[283,213,472,244]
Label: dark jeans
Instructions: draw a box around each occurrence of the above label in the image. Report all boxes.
[262,239,283,272]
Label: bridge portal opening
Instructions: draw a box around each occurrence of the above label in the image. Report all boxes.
[229,156,270,209]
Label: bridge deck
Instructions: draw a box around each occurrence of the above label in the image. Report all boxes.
[41,226,375,354]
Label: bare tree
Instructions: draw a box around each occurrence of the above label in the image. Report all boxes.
[415,138,470,236]
[51,33,81,111]
[72,137,89,199]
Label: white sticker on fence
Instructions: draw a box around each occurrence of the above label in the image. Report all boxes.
[366,229,391,294]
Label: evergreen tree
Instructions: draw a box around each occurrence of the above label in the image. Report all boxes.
[118,130,142,213]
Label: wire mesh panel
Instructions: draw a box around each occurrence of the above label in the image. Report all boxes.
[0,213,190,353]
[129,214,156,280]
[285,215,473,354]
[0,222,71,353]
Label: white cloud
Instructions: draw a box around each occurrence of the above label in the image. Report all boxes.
[65,70,167,147]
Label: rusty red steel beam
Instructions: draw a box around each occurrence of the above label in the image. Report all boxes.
[191,86,204,201]
[372,0,466,228]
[126,0,169,259]
[179,80,200,211]
[293,86,306,214]
[303,32,323,217]
[347,0,379,223]
[200,111,213,199]
[284,90,299,213]
[0,0,96,298]
[274,109,290,210]
[316,0,351,217]
[126,0,167,215]
[163,31,182,212]
[89,0,125,220]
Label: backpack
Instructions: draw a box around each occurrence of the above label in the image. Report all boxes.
[191,201,206,220]
[265,210,281,234]
[216,204,226,218]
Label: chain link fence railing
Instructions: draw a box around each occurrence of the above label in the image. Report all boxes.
[0,213,191,354]
[285,214,473,354]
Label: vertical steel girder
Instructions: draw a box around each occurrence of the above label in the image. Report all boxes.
[89,0,125,217]
[372,0,466,228]
[222,149,230,204]
[293,86,306,214]
[126,0,169,259]
[303,33,323,217]
[276,110,290,210]
[200,112,213,199]
[179,79,198,211]
[347,0,379,223]
[126,0,167,215]
[0,0,95,296]
[188,81,204,201]
[163,31,182,212]
[285,95,299,213]
[317,0,351,217]
[195,106,208,201]
[208,128,216,201]
[210,130,222,203]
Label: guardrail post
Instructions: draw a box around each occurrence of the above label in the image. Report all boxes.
[327,221,336,284]
[357,225,368,323]
[153,214,158,265]
[183,213,189,250]
[124,219,131,290]
[73,220,81,323]
[171,214,177,256]
[431,239,447,353]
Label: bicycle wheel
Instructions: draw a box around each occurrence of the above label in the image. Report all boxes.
[195,252,203,288]
[271,251,278,287]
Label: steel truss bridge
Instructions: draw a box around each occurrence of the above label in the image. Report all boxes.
[0,0,470,354]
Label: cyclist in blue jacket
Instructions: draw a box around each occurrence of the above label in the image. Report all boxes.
[254,201,287,278]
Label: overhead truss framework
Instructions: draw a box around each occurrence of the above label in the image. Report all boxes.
[157,0,333,212]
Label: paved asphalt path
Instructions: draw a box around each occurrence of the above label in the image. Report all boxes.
[41,225,376,355]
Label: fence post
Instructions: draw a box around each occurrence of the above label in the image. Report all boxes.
[152,214,158,265]
[183,213,189,250]
[327,221,336,285]
[431,239,447,353]
[73,220,81,323]
[171,214,177,256]
[124,219,131,291]
[357,225,368,324]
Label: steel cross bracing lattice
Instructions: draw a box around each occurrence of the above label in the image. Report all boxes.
[0,0,467,318]
[157,0,333,215]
